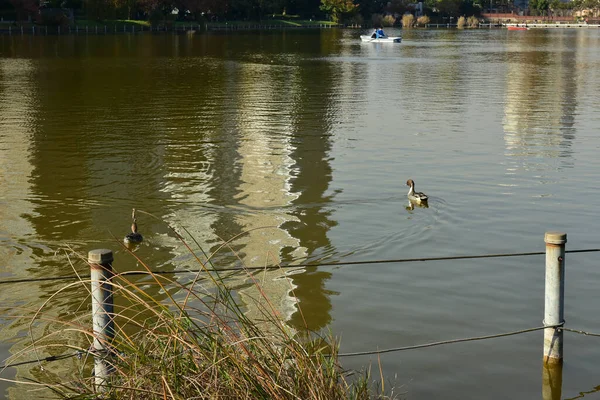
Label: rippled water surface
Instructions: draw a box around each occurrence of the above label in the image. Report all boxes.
[1,28,600,399]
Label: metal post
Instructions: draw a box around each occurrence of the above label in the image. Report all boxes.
[542,362,562,400]
[543,232,566,364]
[88,249,115,392]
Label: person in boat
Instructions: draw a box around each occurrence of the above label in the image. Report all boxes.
[371,28,378,38]
[377,27,385,38]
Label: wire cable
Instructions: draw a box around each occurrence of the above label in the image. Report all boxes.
[337,324,561,357]
[561,327,600,337]
[1,248,599,286]
[0,351,82,371]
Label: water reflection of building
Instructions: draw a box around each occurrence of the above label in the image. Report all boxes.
[0,57,52,400]
[283,63,339,332]
[0,59,37,268]
[226,61,307,323]
[503,32,577,171]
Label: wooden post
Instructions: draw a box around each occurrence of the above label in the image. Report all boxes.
[88,249,115,392]
[543,232,566,364]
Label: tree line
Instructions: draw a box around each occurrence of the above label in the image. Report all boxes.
[1,0,596,25]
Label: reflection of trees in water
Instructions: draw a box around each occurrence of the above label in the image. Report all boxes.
[2,33,343,386]
[282,63,339,332]
[199,31,343,333]
[0,58,37,273]
[503,31,578,172]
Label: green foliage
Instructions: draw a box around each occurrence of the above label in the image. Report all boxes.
[346,12,364,25]
[371,12,383,25]
[320,0,358,22]
[570,0,600,11]
[2,0,490,23]
[9,0,37,21]
[37,8,71,26]
[385,0,414,16]
[529,0,549,15]
[435,0,462,16]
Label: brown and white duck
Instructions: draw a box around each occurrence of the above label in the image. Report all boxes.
[406,179,428,204]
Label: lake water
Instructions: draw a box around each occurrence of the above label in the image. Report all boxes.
[1,27,600,399]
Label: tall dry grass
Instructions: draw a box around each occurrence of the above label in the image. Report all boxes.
[382,15,396,27]
[402,14,415,28]
[467,16,480,27]
[416,16,430,27]
[9,221,398,399]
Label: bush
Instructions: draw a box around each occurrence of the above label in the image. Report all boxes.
[416,15,430,26]
[11,219,398,399]
[382,14,396,26]
[402,13,414,28]
[457,16,466,28]
[371,13,383,26]
[37,8,71,27]
[467,15,479,27]
[346,13,364,26]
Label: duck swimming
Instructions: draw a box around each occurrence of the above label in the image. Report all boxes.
[406,179,428,204]
[124,208,143,245]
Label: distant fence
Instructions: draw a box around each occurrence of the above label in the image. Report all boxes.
[482,13,575,22]
[206,23,340,31]
[0,24,205,35]
[0,23,342,35]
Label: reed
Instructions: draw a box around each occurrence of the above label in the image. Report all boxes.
[416,16,430,27]
[13,222,397,399]
[467,16,479,27]
[382,15,396,27]
[402,14,415,28]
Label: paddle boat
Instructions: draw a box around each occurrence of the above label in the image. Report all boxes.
[360,35,402,43]
[507,25,528,31]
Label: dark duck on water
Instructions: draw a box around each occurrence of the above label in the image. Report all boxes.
[124,208,143,245]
